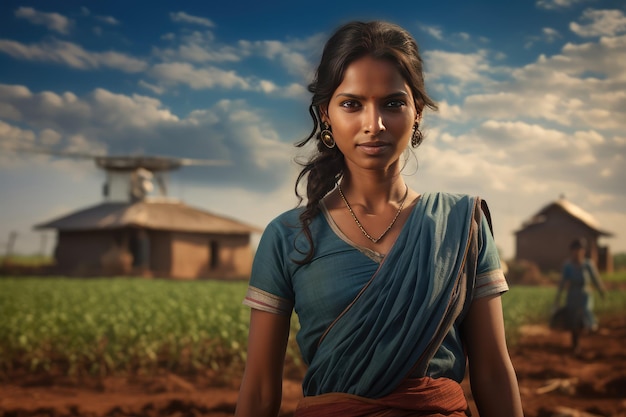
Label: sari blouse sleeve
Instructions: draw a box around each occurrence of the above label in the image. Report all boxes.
[474,209,509,299]
[242,215,295,316]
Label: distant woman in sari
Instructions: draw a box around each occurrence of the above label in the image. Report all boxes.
[235,20,523,417]
[553,238,606,354]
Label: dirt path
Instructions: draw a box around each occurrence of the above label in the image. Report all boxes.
[1,315,625,417]
[507,314,626,417]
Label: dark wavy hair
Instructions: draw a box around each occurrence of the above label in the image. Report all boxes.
[570,238,587,250]
[293,21,438,263]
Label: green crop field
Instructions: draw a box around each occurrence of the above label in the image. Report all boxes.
[1,277,625,380]
[501,283,626,343]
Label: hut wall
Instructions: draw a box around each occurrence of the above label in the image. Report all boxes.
[55,230,132,276]
[169,232,209,279]
[598,245,613,273]
[169,232,253,279]
[208,234,254,279]
[52,228,255,279]
[148,230,173,277]
[515,207,597,272]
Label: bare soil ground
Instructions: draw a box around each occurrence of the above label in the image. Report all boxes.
[1,315,625,417]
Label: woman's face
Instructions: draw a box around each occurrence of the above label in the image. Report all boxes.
[323,55,418,174]
[572,246,586,262]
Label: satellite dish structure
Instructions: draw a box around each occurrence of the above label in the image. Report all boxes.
[5,145,230,202]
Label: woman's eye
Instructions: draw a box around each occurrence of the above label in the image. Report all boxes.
[340,100,360,109]
[386,100,406,108]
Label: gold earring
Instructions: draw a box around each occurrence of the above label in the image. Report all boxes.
[320,122,335,148]
[411,122,422,148]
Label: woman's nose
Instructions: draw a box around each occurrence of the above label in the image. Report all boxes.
[363,106,385,135]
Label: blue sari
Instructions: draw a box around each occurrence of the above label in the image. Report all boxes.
[557,260,604,330]
[244,192,502,400]
[303,193,483,397]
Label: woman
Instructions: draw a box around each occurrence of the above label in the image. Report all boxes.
[235,21,523,417]
[553,238,606,354]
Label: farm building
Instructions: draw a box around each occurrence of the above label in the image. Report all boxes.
[514,197,613,273]
[23,153,264,279]
[36,200,262,279]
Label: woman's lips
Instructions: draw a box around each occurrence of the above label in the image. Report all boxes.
[357,141,390,155]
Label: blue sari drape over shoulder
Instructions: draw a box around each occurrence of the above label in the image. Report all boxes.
[302,193,483,398]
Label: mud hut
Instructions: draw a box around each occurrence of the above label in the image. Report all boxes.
[27,152,264,279]
[514,197,613,273]
[36,200,262,279]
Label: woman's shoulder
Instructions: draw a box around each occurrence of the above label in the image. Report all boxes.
[561,260,575,274]
[421,191,478,208]
[419,192,486,227]
[270,206,304,221]
[260,206,309,238]
[423,191,476,200]
[265,206,304,228]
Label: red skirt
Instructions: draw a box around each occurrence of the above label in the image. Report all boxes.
[294,377,468,417]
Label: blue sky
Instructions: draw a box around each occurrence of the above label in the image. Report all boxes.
[1,0,625,259]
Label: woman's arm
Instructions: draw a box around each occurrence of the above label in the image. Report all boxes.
[586,260,606,297]
[463,294,524,417]
[235,309,292,417]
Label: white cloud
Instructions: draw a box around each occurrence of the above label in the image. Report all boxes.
[209,100,293,170]
[148,61,309,98]
[430,114,625,198]
[79,7,120,29]
[543,27,562,42]
[430,100,464,121]
[237,34,323,80]
[258,80,278,94]
[0,84,178,134]
[464,92,578,126]
[169,11,214,28]
[418,23,486,46]
[476,120,604,167]
[443,33,626,131]
[0,39,147,72]
[419,24,444,40]
[570,9,626,37]
[149,29,321,97]
[0,119,45,168]
[39,129,62,146]
[525,28,562,49]
[0,85,294,190]
[424,50,497,95]
[149,62,250,90]
[281,83,309,100]
[138,80,165,95]
[14,7,72,34]
[536,0,594,10]
[96,15,120,26]
[89,89,180,128]
[0,120,36,148]
[425,50,493,82]
[278,51,314,80]
[154,30,241,63]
